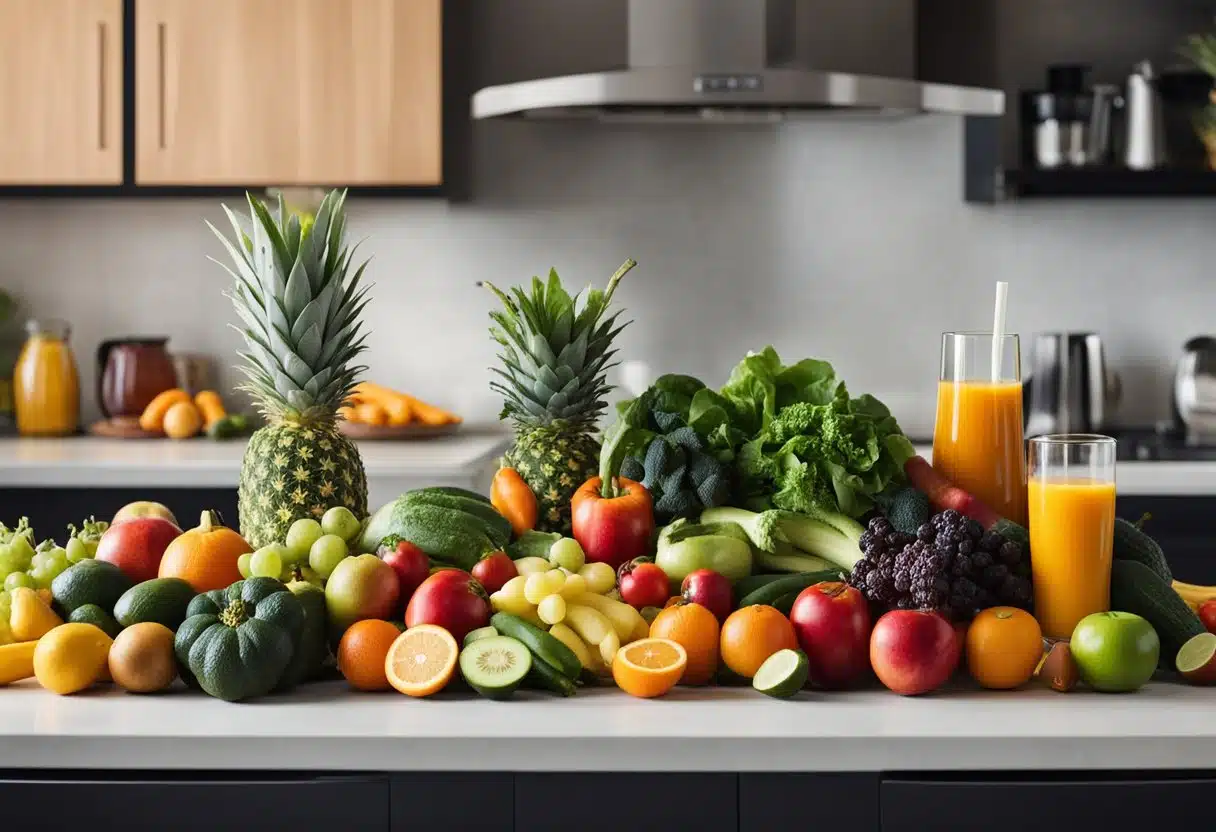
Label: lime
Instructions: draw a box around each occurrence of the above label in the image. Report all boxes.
[1176,632,1216,685]
[752,648,809,698]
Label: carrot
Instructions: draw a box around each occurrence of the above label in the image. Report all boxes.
[337,405,357,423]
[491,468,538,537]
[193,390,227,429]
[352,382,413,425]
[139,389,191,432]
[401,394,462,426]
[353,402,388,426]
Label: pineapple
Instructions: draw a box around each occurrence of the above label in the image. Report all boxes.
[483,259,637,534]
[209,189,370,548]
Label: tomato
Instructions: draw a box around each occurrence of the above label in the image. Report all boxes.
[471,551,517,594]
[404,571,491,644]
[680,569,733,623]
[378,539,431,611]
[617,559,670,610]
[1200,600,1216,634]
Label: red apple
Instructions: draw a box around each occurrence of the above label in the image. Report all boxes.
[95,516,182,583]
[870,609,961,696]
[325,553,401,635]
[405,570,490,644]
[378,539,430,610]
[680,569,733,623]
[789,581,871,689]
[112,501,179,527]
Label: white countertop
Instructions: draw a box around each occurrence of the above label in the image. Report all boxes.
[2,680,1215,772]
[912,445,1216,496]
[0,434,511,489]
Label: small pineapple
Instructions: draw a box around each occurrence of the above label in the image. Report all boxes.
[483,259,637,534]
[210,189,370,548]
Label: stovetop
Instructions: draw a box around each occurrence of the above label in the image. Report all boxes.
[1110,427,1216,462]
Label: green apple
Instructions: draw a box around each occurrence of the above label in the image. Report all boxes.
[1070,611,1160,692]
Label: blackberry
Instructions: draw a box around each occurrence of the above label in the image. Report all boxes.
[971,551,993,571]
[952,554,973,577]
[870,518,893,539]
[965,518,984,540]
[979,531,1004,552]
[957,539,974,556]
[999,541,1022,565]
[916,523,935,542]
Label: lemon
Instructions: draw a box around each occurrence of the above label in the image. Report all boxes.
[34,623,113,695]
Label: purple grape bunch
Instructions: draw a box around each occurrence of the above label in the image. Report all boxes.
[848,510,1033,619]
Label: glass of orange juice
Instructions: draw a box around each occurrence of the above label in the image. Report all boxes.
[933,332,1027,526]
[1028,434,1117,640]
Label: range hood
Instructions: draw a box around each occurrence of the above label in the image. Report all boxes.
[472,0,1004,122]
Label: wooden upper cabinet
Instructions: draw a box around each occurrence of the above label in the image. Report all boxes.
[0,0,123,184]
[135,0,442,186]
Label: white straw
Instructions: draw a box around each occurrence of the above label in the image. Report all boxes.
[991,281,1008,383]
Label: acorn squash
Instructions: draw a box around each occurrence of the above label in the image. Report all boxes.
[174,577,303,701]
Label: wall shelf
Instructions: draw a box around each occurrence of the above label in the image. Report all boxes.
[1005,167,1216,198]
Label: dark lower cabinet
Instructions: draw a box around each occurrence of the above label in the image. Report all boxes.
[0,775,388,832]
[882,777,1216,832]
[515,773,738,832]
[391,772,513,831]
[740,773,880,831]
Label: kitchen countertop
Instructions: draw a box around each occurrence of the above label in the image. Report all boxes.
[912,445,1216,496]
[0,433,511,488]
[1,680,1214,772]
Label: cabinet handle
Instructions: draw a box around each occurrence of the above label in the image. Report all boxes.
[97,22,107,150]
[157,22,167,149]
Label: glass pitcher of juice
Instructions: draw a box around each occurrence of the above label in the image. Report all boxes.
[932,332,1027,526]
[1028,435,1117,639]
[14,319,80,437]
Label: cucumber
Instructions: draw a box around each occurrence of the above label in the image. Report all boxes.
[737,570,840,608]
[734,573,792,599]
[772,591,801,616]
[359,501,495,569]
[413,486,491,504]
[490,612,581,680]
[459,635,531,700]
[506,531,561,561]
[402,491,512,549]
[1109,558,1204,667]
[1113,516,1172,583]
[68,603,122,638]
[113,578,196,629]
[525,655,577,697]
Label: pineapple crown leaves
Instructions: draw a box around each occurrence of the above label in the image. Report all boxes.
[481,259,636,429]
[207,188,371,423]
[1181,23,1216,78]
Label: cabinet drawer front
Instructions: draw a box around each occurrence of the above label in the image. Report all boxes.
[391,773,512,832]
[883,778,1216,832]
[516,773,738,832]
[0,776,387,832]
[741,773,879,832]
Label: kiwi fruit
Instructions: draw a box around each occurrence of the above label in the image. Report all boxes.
[108,622,177,693]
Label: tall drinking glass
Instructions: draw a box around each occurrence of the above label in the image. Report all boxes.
[933,332,1027,526]
[1027,435,1117,640]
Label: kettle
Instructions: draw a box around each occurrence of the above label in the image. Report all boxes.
[1024,333,1120,437]
[1174,336,1216,443]
[97,337,178,420]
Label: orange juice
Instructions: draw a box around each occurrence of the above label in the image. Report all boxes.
[14,322,79,437]
[1028,478,1116,639]
[932,380,1027,526]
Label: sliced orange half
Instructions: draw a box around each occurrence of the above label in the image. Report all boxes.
[384,624,458,697]
[612,637,688,698]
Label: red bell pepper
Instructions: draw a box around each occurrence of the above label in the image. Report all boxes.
[571,477,654,570]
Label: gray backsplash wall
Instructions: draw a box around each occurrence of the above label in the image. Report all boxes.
[1,115,1212,437]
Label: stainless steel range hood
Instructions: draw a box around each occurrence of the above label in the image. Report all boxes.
[471,0,1004,121]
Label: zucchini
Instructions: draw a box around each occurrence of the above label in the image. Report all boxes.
[772,591,801,616]
[402,491,512,549]
[490,612,582,680]
[737,570,840,608]
[361,501,496,570]
[525,655,578,697]
[1109,558,1203,668]
[734,573,791,599]
[1113,516,1172,583]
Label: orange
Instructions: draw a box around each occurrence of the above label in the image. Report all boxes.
[648,602,720,685]
[338,619,403,691]
[720,605,798,679]
[384,624,458,697]
[158,510,250,593]
[966,606,1043,690]
[613,638,687,698]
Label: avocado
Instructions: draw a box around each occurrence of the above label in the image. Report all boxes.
[113,578,196,630]
[51,559,134,615]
